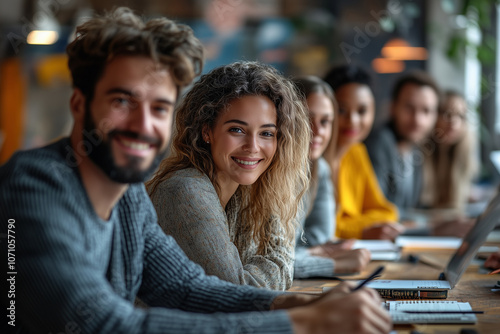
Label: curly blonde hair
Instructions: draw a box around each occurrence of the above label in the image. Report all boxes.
[66,7,204,101]
[148,61,311,253]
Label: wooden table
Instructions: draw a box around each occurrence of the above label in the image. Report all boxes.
[290,248,500,334]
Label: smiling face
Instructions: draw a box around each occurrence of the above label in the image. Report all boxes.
[79,55,177,183]
[307,92,335,161]
[206,95,278,190]
[335,83,375,151]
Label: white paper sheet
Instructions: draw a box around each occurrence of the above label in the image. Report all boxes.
[395,236,462,249]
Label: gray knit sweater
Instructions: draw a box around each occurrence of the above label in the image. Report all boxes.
[0,138,292,334]
[294,157,336,278]
[150,168,294,290]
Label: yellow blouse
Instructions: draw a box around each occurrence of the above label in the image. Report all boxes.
[335,143,399,239]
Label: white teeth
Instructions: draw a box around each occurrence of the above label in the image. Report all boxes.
[121,139,150,150]
[234,158,259,165]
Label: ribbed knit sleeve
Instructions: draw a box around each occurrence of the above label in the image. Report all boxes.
[0,140,293,334]
[139,221,283,313]
[293,248,335,278]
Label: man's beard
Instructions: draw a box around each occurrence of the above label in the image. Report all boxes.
[83,105,167,184]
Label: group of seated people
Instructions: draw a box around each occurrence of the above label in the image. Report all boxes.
[1,7,499,334]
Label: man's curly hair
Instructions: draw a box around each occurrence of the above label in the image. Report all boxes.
[66,7,204,101]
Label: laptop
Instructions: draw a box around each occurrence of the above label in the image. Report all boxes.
[365,191,500,296]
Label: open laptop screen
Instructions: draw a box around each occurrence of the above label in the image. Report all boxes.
[445,192,500,288]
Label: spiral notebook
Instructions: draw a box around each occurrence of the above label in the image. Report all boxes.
[385,300,477,324]
[365,192,500,297]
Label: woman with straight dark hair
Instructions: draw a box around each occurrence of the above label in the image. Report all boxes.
[292,76,371,278]
[324,65,402,240]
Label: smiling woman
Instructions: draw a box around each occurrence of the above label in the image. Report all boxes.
[202,95,278,207]
[324,64,400,240]
[147,61,311,290]
[291,75,371,279]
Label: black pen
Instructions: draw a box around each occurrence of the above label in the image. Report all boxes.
[351,265,385,291]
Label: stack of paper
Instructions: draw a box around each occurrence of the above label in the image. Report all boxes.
[395,236,499,253]
[395,236,462,249]
[353,240,401,261]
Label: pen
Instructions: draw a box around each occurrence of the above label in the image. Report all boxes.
[351,265,384,291]
[402,311,484,314]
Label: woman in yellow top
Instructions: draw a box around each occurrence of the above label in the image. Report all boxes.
[323,65,403,239]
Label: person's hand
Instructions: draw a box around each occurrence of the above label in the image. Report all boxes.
[432,218,475,238]
[331,249,371,274]
[485,251,500,270]
[307,241,370,274]
[288,282,392,334]
[308,239,356,257]
[362,223,404,240]
[271,281,353,311]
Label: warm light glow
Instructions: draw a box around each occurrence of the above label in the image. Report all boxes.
[382,46,428,60]
[372,58,405,74]
[27,31,59,45]
[381,38,428,60]
[382,38,410,48]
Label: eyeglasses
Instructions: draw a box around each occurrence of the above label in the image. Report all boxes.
[439,111,467,123]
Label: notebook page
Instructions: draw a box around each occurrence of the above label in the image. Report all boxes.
[385,301,477,324]
[387,300,472,312]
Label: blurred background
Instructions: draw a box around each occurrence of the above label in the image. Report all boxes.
[0,0,499,183]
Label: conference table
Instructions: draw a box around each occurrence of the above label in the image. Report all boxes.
[289,246,500,333]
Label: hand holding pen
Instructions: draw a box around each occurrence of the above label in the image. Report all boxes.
[289,266,392,334]
[351,266,385,292]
